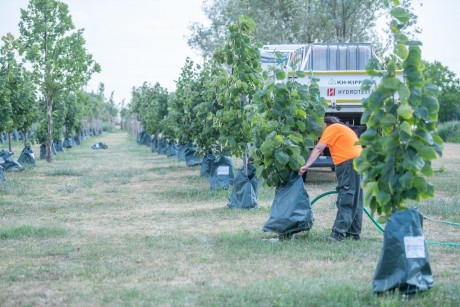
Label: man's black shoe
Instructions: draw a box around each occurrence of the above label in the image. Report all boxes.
[326,231,345,242]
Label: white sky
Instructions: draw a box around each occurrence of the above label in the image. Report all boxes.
[0,0,459,106]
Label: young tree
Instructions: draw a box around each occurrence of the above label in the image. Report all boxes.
[213,16,265,175]
[0,33,37,151]
[18,0,100,162]
[192,58,226,155]
[251,72,326,187]
[355,1,443,220]
[171,58,201,146]
[0,34,18,149]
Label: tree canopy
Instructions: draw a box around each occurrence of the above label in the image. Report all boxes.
[18,0,100,162]
[188,0,389,56]
[423,61,460,122]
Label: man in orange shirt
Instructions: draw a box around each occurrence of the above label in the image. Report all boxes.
[299,116,363,241]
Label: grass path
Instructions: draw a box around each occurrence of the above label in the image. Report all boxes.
[1,130,459,306]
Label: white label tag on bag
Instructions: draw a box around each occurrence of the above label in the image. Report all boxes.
[217,166,230,175]
[404,236,425,258]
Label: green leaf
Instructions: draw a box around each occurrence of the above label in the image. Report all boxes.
[399,171,413,189]
[418,146,437,160]
[391,7,411,23]
[288,133,303,144]
[397,104,414,120]
[377,215,389,224]
[395,43,408,59]
[360,128,377,142]
[382,114,396,126]
[382,77,401,90]
[376,190,391,207]
[274,151,290,166]
[406,40,422,46]
[361,79,375,91]
[275,69,286,80]
[413,176,428,193]
[274,134,284,143]
[295,70,305,78]
[260,139,279,156]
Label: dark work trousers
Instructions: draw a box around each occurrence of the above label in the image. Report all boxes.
[332,159,363,236]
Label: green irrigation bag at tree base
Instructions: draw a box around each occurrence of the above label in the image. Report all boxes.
[209,156,234,190]
[372,208,433,294]
[165,143,178,157]
[156,139,168,155]
[200,152,215,177]
[150,138,158,152]
[184,145,202,167]
[17,146,35,165]
[63,136,74,148]
[91,142,108,150]
[177,144,187,162]
[0,150,24,172]
[54,139,65,152]
[263,172,313,235]
[227,163,259,210]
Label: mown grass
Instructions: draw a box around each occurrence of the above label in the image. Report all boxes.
[0,130,459,306]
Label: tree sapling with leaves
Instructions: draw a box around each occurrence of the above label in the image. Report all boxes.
[18,0,100,162]
[355,0,443,294]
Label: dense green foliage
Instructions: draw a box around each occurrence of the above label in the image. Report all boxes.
[173,58,202,145]
[213,16,265,163]
[423,60,460,122]
[355,0,443,220]
[250,71,326,187]
[0,33,37,148]
[192,59,226,155]
[18,0,100,161]
[130,82,169,139]
[188,0,420,56]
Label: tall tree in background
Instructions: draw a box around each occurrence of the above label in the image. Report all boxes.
[18,0,100,162]
[423,61,460,122]
[189,0,420,57]
[189,0,387,56]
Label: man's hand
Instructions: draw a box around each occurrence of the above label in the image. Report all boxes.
[297,141,327,176]
[298,165,308,176]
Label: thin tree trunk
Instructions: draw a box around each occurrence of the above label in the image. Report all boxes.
[8,132,12,152]
[46,96,53,163]
[243,149,248,177]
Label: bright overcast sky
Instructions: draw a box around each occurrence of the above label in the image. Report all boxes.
[0,0,459,105]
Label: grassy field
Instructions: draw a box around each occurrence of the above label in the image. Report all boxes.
[1,130,459,306]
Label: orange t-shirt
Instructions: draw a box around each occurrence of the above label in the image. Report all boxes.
[319,123,362,165]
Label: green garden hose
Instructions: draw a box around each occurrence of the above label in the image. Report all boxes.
[310,190,460,247]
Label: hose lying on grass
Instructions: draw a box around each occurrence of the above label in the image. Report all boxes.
[310,190,460,247]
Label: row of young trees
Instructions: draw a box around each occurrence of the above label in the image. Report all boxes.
[125,15,326,190]
[126,0,443,218]
[0,0,117,160]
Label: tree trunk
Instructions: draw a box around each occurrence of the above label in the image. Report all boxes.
[243,149,248,177]
[8,132,12,152]
[46,96,54,163]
